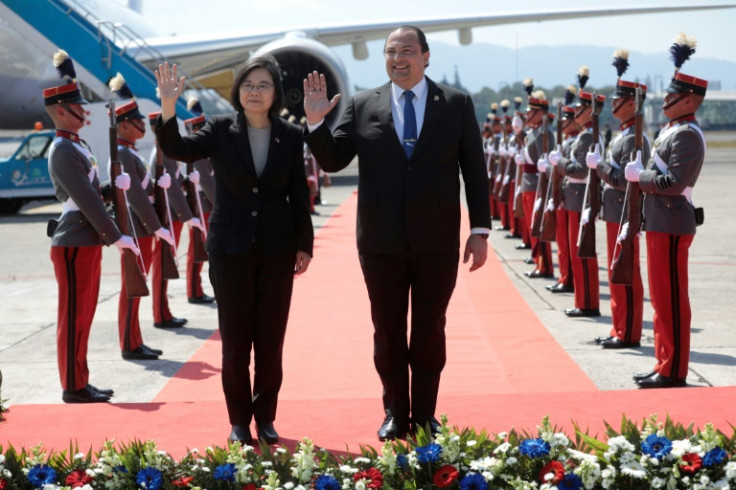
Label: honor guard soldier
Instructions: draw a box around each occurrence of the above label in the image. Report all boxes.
[183,97,216,304]
[588,50,651,348]
[504,97,525,241]
[545,86,578,294]
[512,90,532,251]
[517,85,554,278]
[626,34,707,388]
[148,103,205,327]
[493,100,512,232]
[45,51,138,402]
[487,103,503,221]
[550,66,603,317]
[109,74,173,359]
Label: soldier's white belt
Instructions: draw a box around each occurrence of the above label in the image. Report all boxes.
[62,199,80,213]
[682,186,694,203]
[567,177,587,184]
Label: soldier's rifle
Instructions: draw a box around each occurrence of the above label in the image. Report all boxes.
[492,124,508,199]
[512,131,525,219]
[577,93,602,258]
[184,123,208,263]
[108,100,149,298]
[540,103,564,242]
[610,86,644,285]
[530,113,550,237]
[151,133,180,280]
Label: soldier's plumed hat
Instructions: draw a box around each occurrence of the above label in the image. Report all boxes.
[575,66,605,108]
[109,73,145,121]
[500,99,512,120]
[489,103,502,123]
[562,85,577,119]
[43,50,89,106]
[184,96,206,131]
[665,33,707,96]
[527,89,549,111]
[611,49,647,99]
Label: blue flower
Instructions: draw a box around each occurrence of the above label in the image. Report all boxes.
[459,472,488,490]
[27,464,57,487]
[641,435,672,459]
[397,454,408,469]
[136,467,163,490]
[214,463,237,482]
[416,442,443,464]
[113,465,128,473]
[315,474,341,490]
[558,473,584,489]
[703,447,728,466]
[519,438,551,458]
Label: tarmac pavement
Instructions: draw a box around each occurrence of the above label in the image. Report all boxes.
[0,142,734,408]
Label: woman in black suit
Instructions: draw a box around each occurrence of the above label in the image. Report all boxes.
[154,56,313,445]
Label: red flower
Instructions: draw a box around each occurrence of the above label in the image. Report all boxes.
[173,475,195,487]
[0,478,6,490]
[680,453,703,474]
[433,464,459,488]
[243,484,258,490]
[354,467,383,489]
[539,460,565,484]
[65,469,94,488]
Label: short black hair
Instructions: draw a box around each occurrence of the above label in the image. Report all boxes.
[384,25,430,68]
[229,54,285,117]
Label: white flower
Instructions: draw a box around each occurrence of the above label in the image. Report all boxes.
[651,477,666,488]
[726,461,736,479]
[262,461,273,467]
[284,482,295,489]
[505,457,518,466]
[339,465,357,474]
[493,442,511,455]
[481,470,493,482]
[354,457,371,465]
[74,452,85,460]
[671,439,693,458]
[550,432,570,449]
[466,440,477,447]
[85,468,96,477]
[355,480,366,490]
[621,460,647,479]
[276,448,288,454]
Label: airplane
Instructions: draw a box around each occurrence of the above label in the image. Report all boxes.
[1,0,735,131]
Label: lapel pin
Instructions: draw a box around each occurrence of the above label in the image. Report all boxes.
[274,137,280,143]
[434,95,439,101]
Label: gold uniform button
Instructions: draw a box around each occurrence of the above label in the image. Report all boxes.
[252,210,257,217]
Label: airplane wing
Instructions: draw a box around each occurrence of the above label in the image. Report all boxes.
[141,4,735,77]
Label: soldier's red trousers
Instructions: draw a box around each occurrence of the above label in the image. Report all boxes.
[186,212,210,298]
[555,207,573,287]
[51,246,101,391]
[152,220,183,323]
[117,235,154,352]
[522,190,552,274]
[646,231,694,379]
[566,210,599,310]
[605,221,643,343]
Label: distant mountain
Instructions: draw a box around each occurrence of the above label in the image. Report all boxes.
[333,41,736,93]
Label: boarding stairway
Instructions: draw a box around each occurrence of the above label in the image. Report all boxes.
[0,0,231,119]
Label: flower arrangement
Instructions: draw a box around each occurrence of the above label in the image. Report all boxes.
[1,414,735,489]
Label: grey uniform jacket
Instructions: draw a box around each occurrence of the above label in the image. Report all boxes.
[597,126,652,223]
[149,147,194,223]
[520,124,554,193]
[119,146,161,238]
[193,158,215,214]
[639,120,705,235]
[48,137,121,247]
[558,130,593,213]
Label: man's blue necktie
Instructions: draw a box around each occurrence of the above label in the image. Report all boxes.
[402,90,417,158]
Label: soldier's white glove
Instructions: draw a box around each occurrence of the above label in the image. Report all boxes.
[157,172,171,190]
[154,227,175,246]
[508,145,517,158]
[534,197,543,211]
[502,174,511,185]
[549,145,562,167]
[114,172,131,191]
[537,155,549,173]
[586,143,601,169]
[512,114,524,134]
[188,170,200,185]
[495,173,502,183]
[514,153,524,166]
[581,207,591,226]
[625,150,644,182]
[499,145,508,158]
[546,198,555,212]
[186,217,204,232]
[113,235,139,256]
[616,222,629,243]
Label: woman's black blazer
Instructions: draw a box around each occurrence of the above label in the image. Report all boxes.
[156,112,313,257]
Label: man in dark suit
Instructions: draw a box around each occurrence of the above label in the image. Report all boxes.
[303,25,491,441]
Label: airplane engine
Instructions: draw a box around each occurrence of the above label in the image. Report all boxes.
[254,34,351,128]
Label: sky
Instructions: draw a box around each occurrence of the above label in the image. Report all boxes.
[134,0,735,62]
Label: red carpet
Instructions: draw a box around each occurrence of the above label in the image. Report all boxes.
[3,192,735,457]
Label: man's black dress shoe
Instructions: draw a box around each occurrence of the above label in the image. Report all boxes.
[141,344,163,355]
[229,425,253,445]
[377,415,409,441]
[632,371,657,382]
[154,317,187,329]
[515,243,531,249]
[564,308,601,317]
[523,257,535,265]
[600,337,640,349]
[188,294,215,304]
[548,283,574,293]
[524,270,554,279]
[413,416,441,436]
[494,226,510,231]
[62,386,110,403]
[636,373,686,389]
[594,336,614,344]
[87,383,114,397]
[505,233,522,239]
[122,345,160,360]
[257,423,280,444]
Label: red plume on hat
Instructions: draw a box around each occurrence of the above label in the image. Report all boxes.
[612,49,629,80]
[577,66,589,90]
[670,32,697,72]
[53,50,77,82]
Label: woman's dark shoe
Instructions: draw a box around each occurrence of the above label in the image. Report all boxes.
[257,423,280,444]
[229,425,253,445]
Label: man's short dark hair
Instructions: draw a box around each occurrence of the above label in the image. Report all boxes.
[384,25,430,67]
[229,54,285,117]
